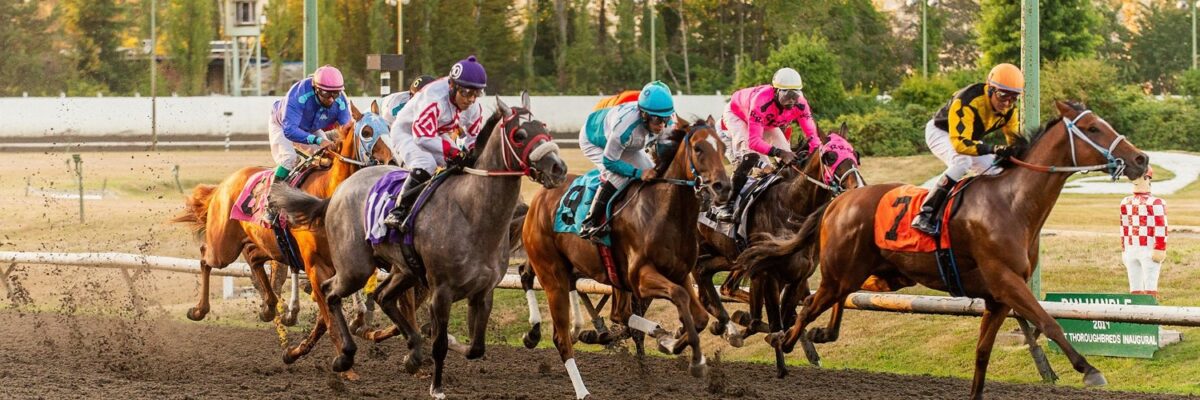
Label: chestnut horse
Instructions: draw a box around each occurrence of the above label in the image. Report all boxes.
[172,101,393,331]
[522,117,731,399]
[695,123,863,367]
[738,101,1148,398]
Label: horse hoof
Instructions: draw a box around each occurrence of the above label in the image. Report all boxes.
[280,312,298,327]
[404,354,422,374]
[577,330,600,344]
[332,354,354,373]
[1083,369,1108,387]
[709,320,727,336]
[731,310,752,326]
[690,361,708,378]
[186,307,206,321]
[430,384,446,400]
[259,307,276,322]
[726,333,745,348]
[776,365,789,379]
[766,332,784,348]
[340,369,361,381]
[656,338,677,355]
[523,323,541,349]
[282,350,299,365]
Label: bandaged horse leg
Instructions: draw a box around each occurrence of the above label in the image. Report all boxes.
[569,290,586,342]
[280,269,301,327]
[574,289,613,345]
[520,263,543,348]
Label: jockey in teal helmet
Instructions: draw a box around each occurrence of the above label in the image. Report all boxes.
[576,81,675,240]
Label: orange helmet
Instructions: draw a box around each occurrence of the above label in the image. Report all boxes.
[987,63,1024,93]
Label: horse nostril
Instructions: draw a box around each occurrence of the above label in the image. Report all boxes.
[1135,154,1148,168]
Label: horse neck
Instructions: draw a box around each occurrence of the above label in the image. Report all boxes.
[995,125,1074,236]
[779,155,829,214]
[452,124,522,221]
[656,136,701,214]
[326,128,361,193]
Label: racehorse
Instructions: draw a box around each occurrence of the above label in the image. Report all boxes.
[172,101,392,329]
[521,116,731,399]
[737,101,1148,398]
[695,123,863,367]
[270,94,567,398]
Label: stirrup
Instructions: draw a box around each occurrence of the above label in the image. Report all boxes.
[710,206,736,222]
[383,210,406,228]
[911,215,939,236]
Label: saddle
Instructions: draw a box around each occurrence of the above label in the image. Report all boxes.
[873,180,972,296]
[697,173,784,250]
[553,169,631,290]
[363,169,452,277]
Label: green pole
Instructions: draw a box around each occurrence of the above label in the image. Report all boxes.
[1021,0,1041,299]
[922,0,928,77]
[650,0,656,82]
[1192,3,1196,70]
[304,0,318,75]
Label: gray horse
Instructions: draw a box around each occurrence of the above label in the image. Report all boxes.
[271,94,567,399]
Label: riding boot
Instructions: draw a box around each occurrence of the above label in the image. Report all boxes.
[264,167,290,225]
[911,175,957,236]
[578,181,619,240]
[711,154,758,222]
[383,169,433,231]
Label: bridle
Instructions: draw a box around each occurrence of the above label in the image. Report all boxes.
[1008,110,1128,180]
[462,107,557,179]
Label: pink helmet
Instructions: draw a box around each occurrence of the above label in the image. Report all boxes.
[312,65,345,91]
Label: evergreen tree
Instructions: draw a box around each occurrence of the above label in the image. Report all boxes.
[0,1,63,95]
[1129,3,1192,93]
[164,0,215,95]
[262,0,304,94]
[979,0,1101,66]
[60,0,135,93]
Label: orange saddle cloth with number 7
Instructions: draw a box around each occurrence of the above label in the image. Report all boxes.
[874,185,953,253]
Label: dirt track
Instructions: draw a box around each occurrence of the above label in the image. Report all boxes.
[0,311,1191,400]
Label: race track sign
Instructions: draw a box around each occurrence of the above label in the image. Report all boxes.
[1044,293,1159,359]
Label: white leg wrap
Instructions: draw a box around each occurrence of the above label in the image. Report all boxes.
[525,290,542,325]
[287,271,300,309]
[627,314,662,335]
[565,358,590,399]
[429,383,446,400]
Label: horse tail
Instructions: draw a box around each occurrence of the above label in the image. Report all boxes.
[737,203,829,277]
[269,184,329,228]
[508,197,529,256]
[172,184,218,238]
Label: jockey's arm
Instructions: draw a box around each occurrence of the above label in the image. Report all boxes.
[335,94,352,126]
[281,87,320,144]
[601,125,641,178]
[1002,110,1023,146]
[795,110,821,154]
[947,100,989,156]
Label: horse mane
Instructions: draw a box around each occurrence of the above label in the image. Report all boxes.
[471,108,505,160]
[653,118,707,176]
[1016,101,1087,159]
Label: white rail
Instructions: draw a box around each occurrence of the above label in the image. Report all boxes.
[5,251,1199,327]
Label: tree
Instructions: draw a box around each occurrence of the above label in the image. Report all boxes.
[164,0,215,95]
[60,0,135,93]
[0,1,64,95]
[1129,3,1191,93]
[979,0,1102,66]
[262,0,304,94]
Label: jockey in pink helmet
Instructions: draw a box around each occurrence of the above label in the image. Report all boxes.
[710,67,822,221]
[382,55,488,230]
[264,65,350,222]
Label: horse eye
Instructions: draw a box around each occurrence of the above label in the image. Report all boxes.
[514,129,528,141]
[1087,126,1100,134]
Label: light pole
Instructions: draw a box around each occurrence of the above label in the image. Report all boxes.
[1180,1,1198,69]
[396,0,410,87]
[650,0,656,82]
[149,0,157,150]
[908,0,938,77]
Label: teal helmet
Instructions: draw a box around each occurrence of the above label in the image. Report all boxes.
[637,81,674,118]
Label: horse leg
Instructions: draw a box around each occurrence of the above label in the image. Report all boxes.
[187,258,213,321]
[244,249,277,322]
[428,288,454,399]
[283,317,327,364]
[719,267,751,303]
[569,290,586,342]
[461,288,495,360]
[780,282,821,367]
[634,268,707,378]
[370,269,424,374]
[320,267,368,373]
[280,269,301,326]
[519,262,543,349]
[990,271,1106,387]
[696,258,741,344]
[969,300,1011,400]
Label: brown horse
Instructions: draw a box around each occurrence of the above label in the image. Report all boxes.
[695,124,863,367]
[738,101,1148,398]
[172,101,393,333]
[522,116,731,399]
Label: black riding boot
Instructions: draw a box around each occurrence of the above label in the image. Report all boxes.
[578,181,619,240]
[383,169,433,231]
[712,154,759,222]
[911,175,957,235]
[264,173,288,225]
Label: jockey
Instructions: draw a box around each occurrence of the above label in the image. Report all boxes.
[911,63,1025,235]
[265,65,349,223]
[576,81,675,239]
[709,67,822,222]
[381,74,437,126]
[382,56,487,230]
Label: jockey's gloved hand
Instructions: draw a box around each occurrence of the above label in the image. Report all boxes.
[771,147,797,166]
[993,144,1024,159]
[317,137,339,153]
[640,168,658,181]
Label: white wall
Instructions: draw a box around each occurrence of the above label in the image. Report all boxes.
[1,95,729,138]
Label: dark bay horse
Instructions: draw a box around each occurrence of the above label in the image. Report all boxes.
[738,101,1148,398]
[271,94,567,398]
[173,101,392,329]
[522,116,731,399]
[695,124,863,366]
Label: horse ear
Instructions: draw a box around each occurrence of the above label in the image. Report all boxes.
[706,114,716,127]
[1054,100,1077,119]
[674,114,687,129]
[521,90,531,111]
[496,96,511,116]
[350,100,363,121]
[370,100,380,115]
[839,121,849,137]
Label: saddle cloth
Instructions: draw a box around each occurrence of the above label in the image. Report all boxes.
[873,185,953,253]
[363,170,411,245]
[553,169,614,246]
[697,174,784,246]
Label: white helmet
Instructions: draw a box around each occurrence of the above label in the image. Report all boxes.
[772,67,804,90]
